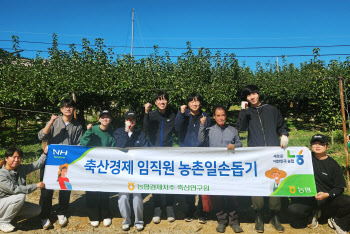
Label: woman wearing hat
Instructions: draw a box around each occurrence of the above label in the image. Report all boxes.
[80,110,115,228]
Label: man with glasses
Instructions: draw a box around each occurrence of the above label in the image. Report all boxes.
[288,134,350,234]
[38,98,83,229]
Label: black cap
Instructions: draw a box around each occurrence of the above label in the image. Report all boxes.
[99,110,112,118]
[124,111,136,119]
[310,134,328,144]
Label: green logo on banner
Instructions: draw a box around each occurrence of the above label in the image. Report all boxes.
[271,174,317,196]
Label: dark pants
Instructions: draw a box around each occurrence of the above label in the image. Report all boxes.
[86,191,111,221]
[288,194,350,231]
[39,168,71,219]
[214,195,239,225]
[252,196,281,211]
[153,194,174,208]
[180,195,203,216]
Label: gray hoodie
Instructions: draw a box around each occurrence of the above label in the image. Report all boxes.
[0,153,47,198]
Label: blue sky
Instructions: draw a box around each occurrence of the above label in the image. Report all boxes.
[1,0,349,70]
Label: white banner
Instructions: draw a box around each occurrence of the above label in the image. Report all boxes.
[43,145,316,196]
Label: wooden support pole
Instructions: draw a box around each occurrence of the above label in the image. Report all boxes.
[338,76,350,190]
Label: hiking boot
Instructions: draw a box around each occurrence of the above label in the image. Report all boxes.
[255,211,264,233]
[57,215,68,227]
[270,213,284,232]
[152,207,161,224]
[216,223,226,233]
[0,223,15,233]
[230,224,243,233]
[329,217,347,234]
[166,206,175,222]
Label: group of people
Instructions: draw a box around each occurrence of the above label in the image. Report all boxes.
[0,85,349,233]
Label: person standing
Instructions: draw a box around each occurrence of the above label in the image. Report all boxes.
[175,92,211,223]
[80,110,115,228]
[0,147,46,233]
[114,110,147,232]
[236,85,288,233]
[198,105,243,233]
[143,91,176,224]
[38,98,83,229]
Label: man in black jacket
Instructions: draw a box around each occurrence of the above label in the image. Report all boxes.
[236,85,288,233]
[143,91,176,224]
[288,134,350,234]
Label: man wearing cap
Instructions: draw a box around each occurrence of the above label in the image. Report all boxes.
[38,98,83,229]
[236,85,288,233]
[80,110,115,228]
[288,134,350,234]
[114,110,146,232]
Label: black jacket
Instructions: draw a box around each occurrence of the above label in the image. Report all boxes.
[143,109,175,147]
[236,104,288,146]
[113,127,147,148]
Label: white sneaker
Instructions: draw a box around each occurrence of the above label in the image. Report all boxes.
[0,223,15,233]
[307,216,318,229]
[166,206,175,222]
[57,215,68,227]
[152,207,162,224]
[103,218,112,227]
[329,217,347,234]
[122,224,130,231]
[41,219,52,230]
[136,224,144,232]
[90,221,99,227]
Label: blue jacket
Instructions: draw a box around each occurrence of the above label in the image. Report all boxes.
[175,109,211,147]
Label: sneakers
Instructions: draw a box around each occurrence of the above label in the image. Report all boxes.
[0,223,15,233]
[136,224,144,232]
[122,224,130,231]
[184,211,193,222]
[152,207,162,224]
[216,223,226,233]
[103,218,112,227]
[198,211,208,224]
[166,206,175,222]
[328,217,347,234]
[41,219,52,230]
[307,209,320,229]
[230,224,243,233]
[90,221,99,227]
[57,215,68,227]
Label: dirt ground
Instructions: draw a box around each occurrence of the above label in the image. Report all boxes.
[13,190,336,233]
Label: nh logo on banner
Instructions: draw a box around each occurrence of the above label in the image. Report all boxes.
[53,149,68,156]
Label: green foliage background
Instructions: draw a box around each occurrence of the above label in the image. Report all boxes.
[1,34,350,147]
